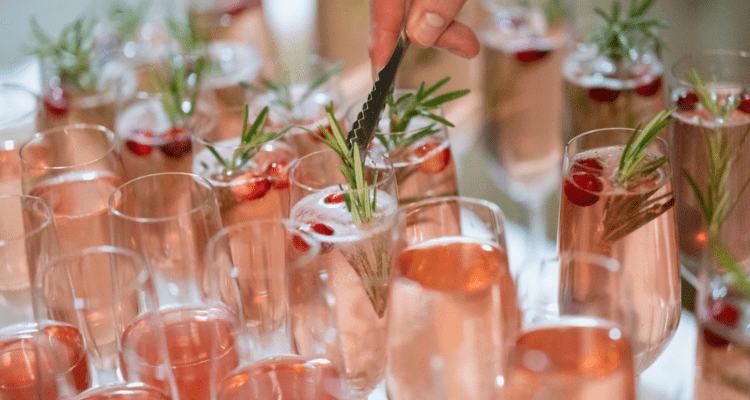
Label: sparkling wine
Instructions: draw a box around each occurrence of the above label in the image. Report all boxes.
[39,89,118,133]
[71,383,169,400]
[504,320,636,400]
[0,141,22,196]
[558,145,680,372]
[121,306,240,400]
[29,171,123,252]
[0,322,89,400]
[387,238,520,400]
[217,356,345,400]
[289,185,399,397]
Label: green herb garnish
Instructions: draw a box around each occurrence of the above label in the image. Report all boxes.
[618,109,673,184]
[28,16,99,92]
[108,0,150,42]
[688,68,739,121]
[205,105,290,175]
[151,57,207,128]
[386,77,469,133]
[588,0,667,64]
[166,12,210,54]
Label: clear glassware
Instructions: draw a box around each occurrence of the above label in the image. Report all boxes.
[0,83,39,196]
[206,41,264,107]
[20,124,126,253]
[187,0,264,42]
[668,50,750,285]
[387,196,521,400]
[109,172,236,400]
[345,91,459,206]
[508,255,637,400]
[289,149,399,399]
[193,105,296,227]
[558,127,680,373]
[478,0,574,265]
[0,195,90,399]
[205,218,350,400]
[34,246,177,400]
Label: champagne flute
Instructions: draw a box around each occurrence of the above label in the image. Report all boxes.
[387,196,521,400]
[0,83,39,196]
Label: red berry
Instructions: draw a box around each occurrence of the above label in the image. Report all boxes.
[563,173,603,207]
[310,223,334,236]
[703,302,741,348]
[159,127,192,159]
[415,143,452,174]
[514,50,550,63]
[635,76,662,97]
[324,193,345,204]
[125,129,154,157]
[588,87,621,103]
[677,92,699,111]
[292,233,311,253]
[230,173,271,201]
[265,162,289,189]
[222,0,247,15]
[570,158,604,176]
[310,124,332,141]
[43,87,70,117]
[738,93,750,114]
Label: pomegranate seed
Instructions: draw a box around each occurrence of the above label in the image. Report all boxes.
[324,193,345,204]
[230,173,271,201]
[563,173,603,207]
[415,143,452,174]
[43,87,70,117]
[570,158,604,176]
[587,87,621,103]
[310,223,334,236]
[292,233,311,252]
[514,50,550,63]
[159,127,192,159]
[265,162,289,189]
[635,76,662,97]
[677,92,699,111]
[738,93,750,114]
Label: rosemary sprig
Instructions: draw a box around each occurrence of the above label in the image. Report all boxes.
[588,0,667,64]
[151,57,207,128]
[312,103,378,225]
[386,77,469,133]
[108,0,150,42]
[166,12,209,54]
[688,68,739,121]
[28,16,99,92]
[205,105,290,175]
[618,109,673,184]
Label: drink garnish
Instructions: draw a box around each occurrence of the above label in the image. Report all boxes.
[617,109,672,184]
[683,70,750,299]
[202,105,290,176]
[108,0,150,43]
[28,16,99,92]
[166,12,210,54]
[588,0,667,64]
[152,57,207,129]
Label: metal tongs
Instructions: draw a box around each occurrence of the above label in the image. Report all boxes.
[346,30,410,155]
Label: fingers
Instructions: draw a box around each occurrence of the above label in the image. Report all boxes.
[369,0,407,70]
[405,0,467,48]
[433,20,480,59]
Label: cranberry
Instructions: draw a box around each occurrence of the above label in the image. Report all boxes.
[125,129,154,157]
[415,143,452,174]
[702,302,740,348]
[292,233,311,252]
[229,173,271,201]
[570,158,604,175]
[264,162,289,189]
[307,223,334,253]
[222,0,247,15]
[43,87,70,117]
[738,93,750,114]
[588,87,621,103]
[635,76,662,97]
[324,193,345,204]
[563,173,603,207]
[677,92,699,111]
[159,127,192,159]
[310,124,332,142]
[514,50,550,63]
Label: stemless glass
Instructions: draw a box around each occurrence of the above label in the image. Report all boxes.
[669,50,750,285]
[34,246,177,400]
[289,149,399,399]
[508,255,636,399]
[20,124,126,253]
[205,218,350,400]
[387,196,521,400]
[0,84,39,196]
[109,172,237,400]
[0,195,90,399]
[558,127,680,373]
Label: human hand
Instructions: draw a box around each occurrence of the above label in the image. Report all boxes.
[369,0,480,71]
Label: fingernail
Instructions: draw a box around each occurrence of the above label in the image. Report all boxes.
[411,12,445,46]
[448,47,469,58]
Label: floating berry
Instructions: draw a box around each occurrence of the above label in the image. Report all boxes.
[43,87,70,117]
[230,173,271,201]
[563,173,603,207]
[677,92,699,111]
[292,233,311,252]
[265,162,289,189]
[310,124,332,141]
[514,50,550,63]
[126,129,154,156]
[324,193,345,204]
[222,0,247,15]
[588,87,621,103]
[159,127,192,159]
[415,143,451,174]
[635,76,662,97]
[738,93,750,114]
[570,158,604,175]
[308,223,334,253]
[703,303,740,348]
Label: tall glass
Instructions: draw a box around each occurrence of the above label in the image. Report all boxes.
[0,84,39,196]
[669,50,750,284]
[34,246,176,400]
[20,124,126,253]
[109,172,235,400]
[507,255,636,399]
[558,128,680,373]
[289,149,399,398]
[387,196,520,400]
[0,195,90,399]
[478,0,573,262]
[205,218,350,400]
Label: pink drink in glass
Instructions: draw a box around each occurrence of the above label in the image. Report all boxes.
[70,383,169,400]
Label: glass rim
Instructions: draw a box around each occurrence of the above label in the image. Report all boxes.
[0,83,39,129]
[400,195,507,225]
[565,126,669,158]
[35,245,148,289]
[670,49,750,88]
[19,124,118,171]
[108,172,217,223]
[288,148,394,193]
[0,195,54,246]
